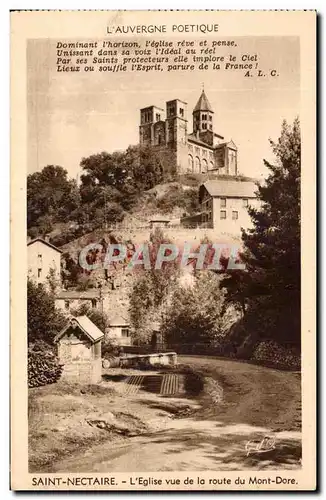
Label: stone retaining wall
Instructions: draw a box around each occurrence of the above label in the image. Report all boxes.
[103,352,177,369]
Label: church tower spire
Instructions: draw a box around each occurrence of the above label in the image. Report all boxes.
[192,89,214,145]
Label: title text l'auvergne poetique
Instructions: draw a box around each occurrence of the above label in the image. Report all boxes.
[106,24,219,34]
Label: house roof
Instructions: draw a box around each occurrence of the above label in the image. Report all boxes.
[200,179,258,200]
[193,90,214,113]
[56,290,101,300]
[150,218,170,223]
[54,315,104,343]
[27,237,62,253]
[109,314,130,327]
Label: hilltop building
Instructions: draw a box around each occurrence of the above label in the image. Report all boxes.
[139,89,238,176]
[198,179,260,234]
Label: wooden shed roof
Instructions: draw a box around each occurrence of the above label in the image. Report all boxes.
[54,315,104,343]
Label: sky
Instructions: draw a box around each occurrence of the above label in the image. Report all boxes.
[27,36,300,181]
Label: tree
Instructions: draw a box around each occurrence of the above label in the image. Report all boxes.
[129,228,179,343]
[46,268,61,296]
[27,165,80,230]
[27,279,66,345]
[79,144,167,204]
[61,252,83,288]
[221,118,301,346]
[162,272,227,346]
[70,303,109,333]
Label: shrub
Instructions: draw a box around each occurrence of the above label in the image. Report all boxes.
[252,340,301,370]
[28,342,63,388]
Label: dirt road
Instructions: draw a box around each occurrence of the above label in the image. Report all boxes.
[51,356,301,472]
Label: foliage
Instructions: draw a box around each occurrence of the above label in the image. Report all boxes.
[28,341,63,388]
[27,279,66,345]
[251,340,301,370]
[61,252,83,288]
[46,268,61,296]
[162,271,227,346]
[129,228,180,343]
[221,118,301,346]
[27,145,179,243]
[156,185,199,214]
[70,303,109,333]
[27,165,80,231]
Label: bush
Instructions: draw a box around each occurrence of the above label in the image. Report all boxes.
[251,340,301,370]
[28,342,63,388]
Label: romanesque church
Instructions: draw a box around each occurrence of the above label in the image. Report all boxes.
[139,89,238,176]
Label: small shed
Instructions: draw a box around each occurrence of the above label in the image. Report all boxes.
[149,218,170,229]
[54,316,104,384]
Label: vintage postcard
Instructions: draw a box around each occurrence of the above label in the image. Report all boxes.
[11,10,316,491]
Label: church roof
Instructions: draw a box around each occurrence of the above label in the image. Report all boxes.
[193,90,214,113]
[187,133,214,149]
[200,179,258,200]
[215,140,238,151]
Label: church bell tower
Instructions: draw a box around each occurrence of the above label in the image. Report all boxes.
[192,89,214,146]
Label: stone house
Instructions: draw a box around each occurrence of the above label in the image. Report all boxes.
[27,237,62,287]
[106,315,131,346]
[55,289,102,313]
[199,178,260,234]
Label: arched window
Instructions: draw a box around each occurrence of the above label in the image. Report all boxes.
[209,161,214,171]
[188,154,194,172]
[202,158,208,173]
[195,156,201,173]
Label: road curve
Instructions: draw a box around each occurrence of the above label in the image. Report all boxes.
[52,356,301,473]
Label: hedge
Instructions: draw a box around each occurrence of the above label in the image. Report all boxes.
[28,343,63,388]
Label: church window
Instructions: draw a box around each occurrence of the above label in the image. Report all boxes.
[180,108,184,117]
[220,198,226,208]
[188,154,194,172]
[202,158,208,173]
[209,124,212,130]
[202,114,207,120]
[203,123,207,130]
[209,115,212,121]
[220,211,227,219]
[229,150,236,163]
[232,211,239,220]
[156,113,161,122]
[188,144,193,152]
[209,161,214,170]
[195,146,200,155]
[195,156,201,173]
[209,151,214,160]
[202,149,207,157]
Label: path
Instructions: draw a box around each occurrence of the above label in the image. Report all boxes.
[51,356,301,472]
